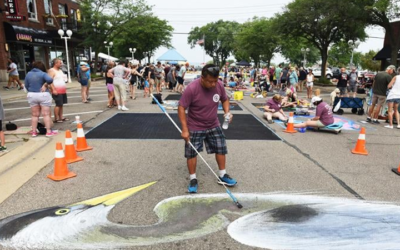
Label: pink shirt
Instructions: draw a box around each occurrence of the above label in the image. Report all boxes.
[316,101,334,126]
[179,78,228,131]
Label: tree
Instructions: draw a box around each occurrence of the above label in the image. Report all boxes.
[234,17,280,67]
[188,20,240,67]
[278,0,368,79]
[279,37,319,67]
[112,15,173,62]
[360,50,381,71]
[327,40,362,68]
[364,0,400,66]
[78,0,151,72]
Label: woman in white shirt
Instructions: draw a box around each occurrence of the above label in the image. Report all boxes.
[306,69,314,99]
[385,67,400,129]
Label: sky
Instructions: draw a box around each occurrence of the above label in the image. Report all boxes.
[145,0,386,66]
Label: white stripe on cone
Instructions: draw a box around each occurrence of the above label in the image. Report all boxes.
[55,150,65,158]
[289,116,294,123]
[359,134,366,140]
[77,129,85,137]
[65,138,74,145]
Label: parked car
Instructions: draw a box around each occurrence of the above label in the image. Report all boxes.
[312,68,333,79]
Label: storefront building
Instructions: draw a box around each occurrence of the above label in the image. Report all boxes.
[0,0,85,81]
[373,21,400,70]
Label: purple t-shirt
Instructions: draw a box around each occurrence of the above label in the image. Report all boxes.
[265,98,281,112]
[179,78,228,131]
[316,101,334,126]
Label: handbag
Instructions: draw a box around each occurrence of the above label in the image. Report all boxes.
[6,121,17,131]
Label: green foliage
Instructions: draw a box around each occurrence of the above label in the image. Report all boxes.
[364,0,400,66]
[328,41,361,67]
[360,50,381,71]
[317,77,332,85]
[113,15,173,61]
[278,0,368,78]
[234,17,280,67]
[279,37,319,67]
[188,20,240,67]
[78,0,153,72]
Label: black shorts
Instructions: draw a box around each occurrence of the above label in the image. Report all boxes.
[0,120,2,131]
[52,93,68,106]
[177,76,184,84]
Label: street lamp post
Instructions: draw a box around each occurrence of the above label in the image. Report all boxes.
[301,47,310,67]
[129,48,136,61]
[348,40,360,67]
[58,29,73,83]
[104,41,113,60]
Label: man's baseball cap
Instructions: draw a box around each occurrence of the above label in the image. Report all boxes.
[387,65,396,70]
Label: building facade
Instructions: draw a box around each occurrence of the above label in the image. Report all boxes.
[0,0,85,81]
[373,21,400,70]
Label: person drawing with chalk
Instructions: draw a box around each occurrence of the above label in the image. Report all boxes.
[178,64,237,193]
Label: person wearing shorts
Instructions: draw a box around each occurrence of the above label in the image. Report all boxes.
[130,63,142,99]
[367,65,395,124]
[332,68,349,97]
[306,69,314,99]
[178,64,237,193]
[48,58,69,123]
[105,62,115,108]
[384,67,400,129]
[293,96,334,129]
[25,61,57,137]
[347,68,358,98]
[154,61,164,94]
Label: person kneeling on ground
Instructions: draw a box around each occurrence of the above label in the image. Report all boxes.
[292,96,334,129]
[263,94,288,124]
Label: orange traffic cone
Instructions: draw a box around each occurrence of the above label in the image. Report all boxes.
[64,130,83,164]
[351,127,368,155]
[76,123,93,152]
[47,142,77,181]
[392,163,400,176]
[284,112,297,133]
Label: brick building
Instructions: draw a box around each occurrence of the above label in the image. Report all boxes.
[0,0,85,81]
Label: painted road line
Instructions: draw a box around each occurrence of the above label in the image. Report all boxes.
[4,94,108,104]
[4,101,105,111]
[11,110,104,122]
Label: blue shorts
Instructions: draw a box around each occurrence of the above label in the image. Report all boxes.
[80,79,88,86]
[387,98,400,104]
[185,126,227,158]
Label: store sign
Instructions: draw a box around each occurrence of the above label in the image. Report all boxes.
[16,34,32,42]
[33,38,52,44]
[5,0,24,21]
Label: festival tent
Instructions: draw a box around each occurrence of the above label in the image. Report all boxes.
[236,60,251,66]
[157,49,187,62]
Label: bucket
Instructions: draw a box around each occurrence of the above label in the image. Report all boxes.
[298,127,306,133]
[234,91,244,100]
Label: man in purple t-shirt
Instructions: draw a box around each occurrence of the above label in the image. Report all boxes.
[293,96,334,128]
[178,64,237,193]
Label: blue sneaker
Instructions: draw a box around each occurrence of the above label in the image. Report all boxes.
[218,174,237,187]
[188,179,198,193]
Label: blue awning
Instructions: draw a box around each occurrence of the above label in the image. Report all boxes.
[157,49,186,62]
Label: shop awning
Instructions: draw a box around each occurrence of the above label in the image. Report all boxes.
[373,46,400,60]
[3,22,52,45]
[97,52,119,62]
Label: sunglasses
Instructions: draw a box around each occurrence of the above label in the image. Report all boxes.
[207,66,220,76]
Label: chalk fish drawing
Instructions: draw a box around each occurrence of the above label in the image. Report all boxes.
[1,182,400,249]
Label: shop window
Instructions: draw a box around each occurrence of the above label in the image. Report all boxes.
[70,9,77,31]
[44,0,54,25]
[27,0,37,20]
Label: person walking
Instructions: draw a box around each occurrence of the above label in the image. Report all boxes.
[48,58,68,123]
[178,64,237,193]
[167,64,177,92]
[154,62,165,94]
[24,61,57,137]
[105,62,115,108]
[3,58,24,90]
[306,69,314,99]
[129,63,142,99]
[176,62,188,93]
[108,61,131,111]
[147,64,156,95]
[384,66,400,129]
[367,65,395,124]
[77,62,90,103]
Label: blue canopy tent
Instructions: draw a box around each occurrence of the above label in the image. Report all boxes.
[157,49,187,62]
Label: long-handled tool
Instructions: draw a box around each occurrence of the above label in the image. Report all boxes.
[151,94,243,209]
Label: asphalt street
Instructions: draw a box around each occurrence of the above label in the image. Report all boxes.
[1,80,400,249]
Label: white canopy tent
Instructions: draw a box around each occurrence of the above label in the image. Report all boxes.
[92,52,119,62]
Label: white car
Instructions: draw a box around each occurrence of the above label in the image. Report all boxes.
[312,68,333,79]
